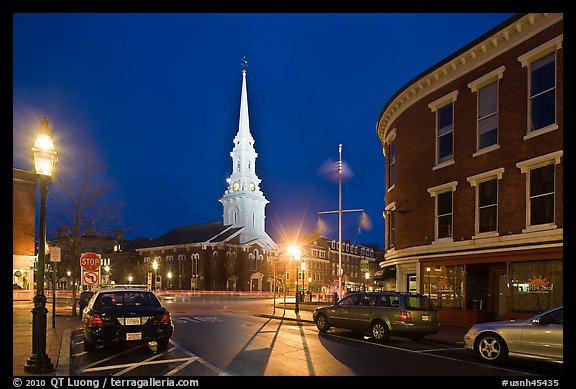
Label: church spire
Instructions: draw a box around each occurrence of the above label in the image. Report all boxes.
[236,56,253,144]
[220,58,277,250]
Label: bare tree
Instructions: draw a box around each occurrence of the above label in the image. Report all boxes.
[48,145,126,316]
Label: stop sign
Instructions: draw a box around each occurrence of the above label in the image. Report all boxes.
[80,252,101,271]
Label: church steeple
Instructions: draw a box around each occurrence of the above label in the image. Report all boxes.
[236,59,254,145]
[220,58,277,250]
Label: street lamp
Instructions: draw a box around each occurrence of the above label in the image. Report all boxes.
[426,267,431,299]
[128,275,133,284]
[167,271,172,290]
[365,271,370,291]
[289,245,301,314]
[25,117,57,373]
[152,260,159,291]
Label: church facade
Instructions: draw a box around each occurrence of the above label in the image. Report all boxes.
[135,66,280,292]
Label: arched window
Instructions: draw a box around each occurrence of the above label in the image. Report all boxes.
[191,253,199,275]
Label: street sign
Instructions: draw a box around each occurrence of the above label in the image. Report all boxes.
[276,275,284,287]
[80,252,101,270]
[83,271,99,285]
[50,246,61,262]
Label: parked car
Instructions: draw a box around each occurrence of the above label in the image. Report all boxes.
[464,306,563,364]
[78,290,94,316]
[82,288,174,351]
[312,291,439,342]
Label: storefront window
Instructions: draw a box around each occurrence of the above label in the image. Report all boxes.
[423,265,464,309]
[509,260,562,313]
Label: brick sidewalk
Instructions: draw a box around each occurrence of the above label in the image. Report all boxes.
[13,301,82,376]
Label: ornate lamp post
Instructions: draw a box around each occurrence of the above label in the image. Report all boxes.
[152,260,159,291]
[25,117,58,373]
[288,245,301,314]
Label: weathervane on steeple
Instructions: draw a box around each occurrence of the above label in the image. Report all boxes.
[241,56,249,74]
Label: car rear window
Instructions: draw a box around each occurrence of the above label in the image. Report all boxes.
[404,295,434,311]
[94,292,161,309]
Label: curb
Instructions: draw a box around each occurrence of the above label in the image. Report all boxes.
[55,328,71,376]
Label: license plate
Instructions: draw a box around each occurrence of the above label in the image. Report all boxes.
[126,332,142,341]
[421,315,430,321]
[125,317,141,325]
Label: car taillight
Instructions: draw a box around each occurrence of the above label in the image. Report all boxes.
[159,311,171,324]
[400,311,411,323]
[88,313,104,327]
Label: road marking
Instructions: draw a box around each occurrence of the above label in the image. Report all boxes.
[321,332,535,376]
[80,344,145,370]
[80,357,193,373]
[169,339,230,376]
[113,347,177,376]
[165,358,199,376]
[175,318,199,323]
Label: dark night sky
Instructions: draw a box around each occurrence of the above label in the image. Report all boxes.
[12,12,515,248]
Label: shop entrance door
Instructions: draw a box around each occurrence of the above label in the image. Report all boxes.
[495,271,507,319]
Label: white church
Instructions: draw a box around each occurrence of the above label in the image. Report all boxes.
[135,64,280,292]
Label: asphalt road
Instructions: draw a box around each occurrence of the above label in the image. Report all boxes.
[69,295,563,378]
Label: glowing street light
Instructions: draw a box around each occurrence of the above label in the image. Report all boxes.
[288,245,301,314]
[152,260,159,291]
[25,117,58,374]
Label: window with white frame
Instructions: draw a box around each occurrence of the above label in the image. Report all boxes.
[478,179,498,233]
[518,35,562,138]
[427,181,457,240]
[428,91,458,168]
[516,151,562,230]
[528,164,555,226]
[436,191,453,239]
[468,66,505,154]
[388,210,396,248]
[389,140,396,187]
[385,202,397,250]
[477,81,499,150]
[436,103,454,164]
[385,128,397,189]
[467,168,504,237]
[529,53,556,132]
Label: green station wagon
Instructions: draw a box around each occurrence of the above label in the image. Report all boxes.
[313,291,440,341]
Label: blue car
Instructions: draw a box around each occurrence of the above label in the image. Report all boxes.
[82,288,174,351]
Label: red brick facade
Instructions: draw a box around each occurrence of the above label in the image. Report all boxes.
[377,14,563,326]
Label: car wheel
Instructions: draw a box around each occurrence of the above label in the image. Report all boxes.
[315,313,330,332]
[476,333,508,363]
[83,337,95,351]
[371,320,390,342]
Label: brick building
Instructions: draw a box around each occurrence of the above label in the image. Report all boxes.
[377,13,563,327]
[13,168,37,298]
[279,232,381,299]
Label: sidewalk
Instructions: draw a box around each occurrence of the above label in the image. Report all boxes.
[13,297,467,377]
[13,300,82,377]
